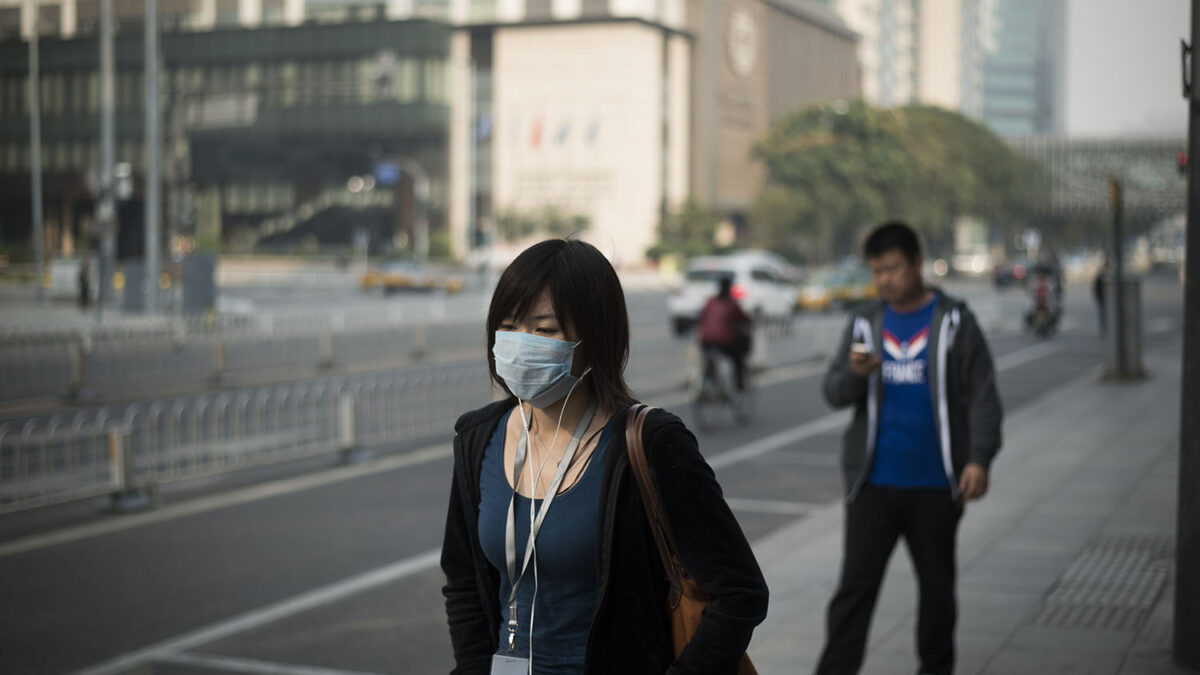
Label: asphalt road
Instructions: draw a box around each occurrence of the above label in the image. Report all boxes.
[0,275,1185,675]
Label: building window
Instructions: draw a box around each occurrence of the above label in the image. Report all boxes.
[37,4,61,35]
[75,0,99,33]
[423,60,448,104]
[396,58,418,103]
[2,76,23,116]
[0,8,20,39]
[263,0,285,24]
[215,0,238,26]
[72,142,87,168]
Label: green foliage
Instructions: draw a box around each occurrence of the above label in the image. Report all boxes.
[647,198,723,261]
[749,101,1045,260]
[495,206,590,242]
[430,229,454,260]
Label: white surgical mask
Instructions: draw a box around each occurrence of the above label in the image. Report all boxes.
[492,331,588,408]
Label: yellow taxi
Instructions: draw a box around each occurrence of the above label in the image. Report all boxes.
[797,266,877,312]
[360,260,465,294]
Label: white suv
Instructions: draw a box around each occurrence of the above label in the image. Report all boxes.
[666,251,800,335]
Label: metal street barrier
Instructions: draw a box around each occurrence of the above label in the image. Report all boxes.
[0,315,849,514]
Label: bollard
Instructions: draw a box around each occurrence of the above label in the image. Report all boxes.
[412,325,428,362]
[338,394,369,464]
[1103,276,1145,379]
[108,424,151,513]
[318,333,334,370]
[210,341,226,385]
[67,341,85,399]
[750,324,769,372]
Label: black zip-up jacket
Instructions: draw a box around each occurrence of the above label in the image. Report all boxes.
[823,290,1003,502]
[441,400,769,674]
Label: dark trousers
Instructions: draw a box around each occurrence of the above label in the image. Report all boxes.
[701,341,747,391]
[815,484,963,675]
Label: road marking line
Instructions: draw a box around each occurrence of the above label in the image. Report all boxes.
[63,338,1070,675]
[725,498,823,516]
[68,549,442,675]
[156,652,387,675]
[0,444,452,559]
[994,342,1061,371]
[707,413,850,470]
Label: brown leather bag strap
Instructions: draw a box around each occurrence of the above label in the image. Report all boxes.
[625,404,687,590]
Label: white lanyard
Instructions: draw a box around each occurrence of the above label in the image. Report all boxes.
[503,399,597,652]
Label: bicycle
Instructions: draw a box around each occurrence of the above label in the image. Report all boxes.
[692,346,756,432]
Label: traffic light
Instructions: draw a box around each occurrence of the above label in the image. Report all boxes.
[1179,151,1188,176]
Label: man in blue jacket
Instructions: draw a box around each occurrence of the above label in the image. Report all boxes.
[814,221,1003,675]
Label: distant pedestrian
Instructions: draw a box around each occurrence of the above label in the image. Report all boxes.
[814,221,1003,675]
[78,254,92,311]
[1093,263,1109,337]
[440,239,767,674]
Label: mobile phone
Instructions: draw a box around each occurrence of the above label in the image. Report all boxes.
[850,342,872,356]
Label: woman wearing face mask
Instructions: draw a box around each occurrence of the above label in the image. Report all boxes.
[441,239,768,675]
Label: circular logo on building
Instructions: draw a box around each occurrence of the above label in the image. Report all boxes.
[726,7,758,78]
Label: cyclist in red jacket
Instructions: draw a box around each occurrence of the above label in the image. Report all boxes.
[697,276,753,391]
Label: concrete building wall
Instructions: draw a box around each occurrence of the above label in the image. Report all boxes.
[712,0,769,210]
[491,22,670,263]
[833,0,915,106]
[765,1,859,120]
[917,0,962,110]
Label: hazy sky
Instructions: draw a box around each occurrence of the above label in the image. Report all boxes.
[1065,0,1189,137]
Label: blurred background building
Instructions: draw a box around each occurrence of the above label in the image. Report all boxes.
[0,0,860,265]
[816,0,1064,135]
[981,0,1066,136]
[2,0,1071,267]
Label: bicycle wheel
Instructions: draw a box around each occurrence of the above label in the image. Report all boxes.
[692,377,723,432]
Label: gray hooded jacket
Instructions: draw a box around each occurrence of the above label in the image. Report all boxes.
[822,289,1003,502]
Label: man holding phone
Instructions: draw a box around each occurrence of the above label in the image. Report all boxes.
[814,222,1003,675]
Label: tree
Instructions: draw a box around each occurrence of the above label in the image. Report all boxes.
[646,198,724,261]
[494,206,590,242]
[749,101,1044,260]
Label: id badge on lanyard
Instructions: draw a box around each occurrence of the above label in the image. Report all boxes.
[500,400,597,667]
[491,653,529,675]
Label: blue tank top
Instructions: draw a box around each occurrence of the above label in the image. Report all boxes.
[478,409,614,673]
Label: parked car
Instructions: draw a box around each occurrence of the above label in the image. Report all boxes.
[360,260,465,294]
[667,251,799,335]
[797,266,877,312]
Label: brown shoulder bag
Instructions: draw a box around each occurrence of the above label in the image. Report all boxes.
[624,404,757,674]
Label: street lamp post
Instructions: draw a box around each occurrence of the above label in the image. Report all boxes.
[96,0,115,322]
[144,0,161,315]
[397,158,429,266]
[27,0,43,305]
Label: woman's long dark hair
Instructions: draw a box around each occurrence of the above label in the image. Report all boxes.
[486,239,633,412]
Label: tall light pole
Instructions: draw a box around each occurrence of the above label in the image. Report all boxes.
[398,158,429,266]
[144,0,161,315]
[1177,1,1200,667]
[97,0,115,322]
[27,0,43,305]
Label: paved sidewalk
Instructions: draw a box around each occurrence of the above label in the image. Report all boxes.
[749,345,1194,674]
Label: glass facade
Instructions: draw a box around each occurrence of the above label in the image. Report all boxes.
[982,0,1065,136]
[0,19,453,256]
